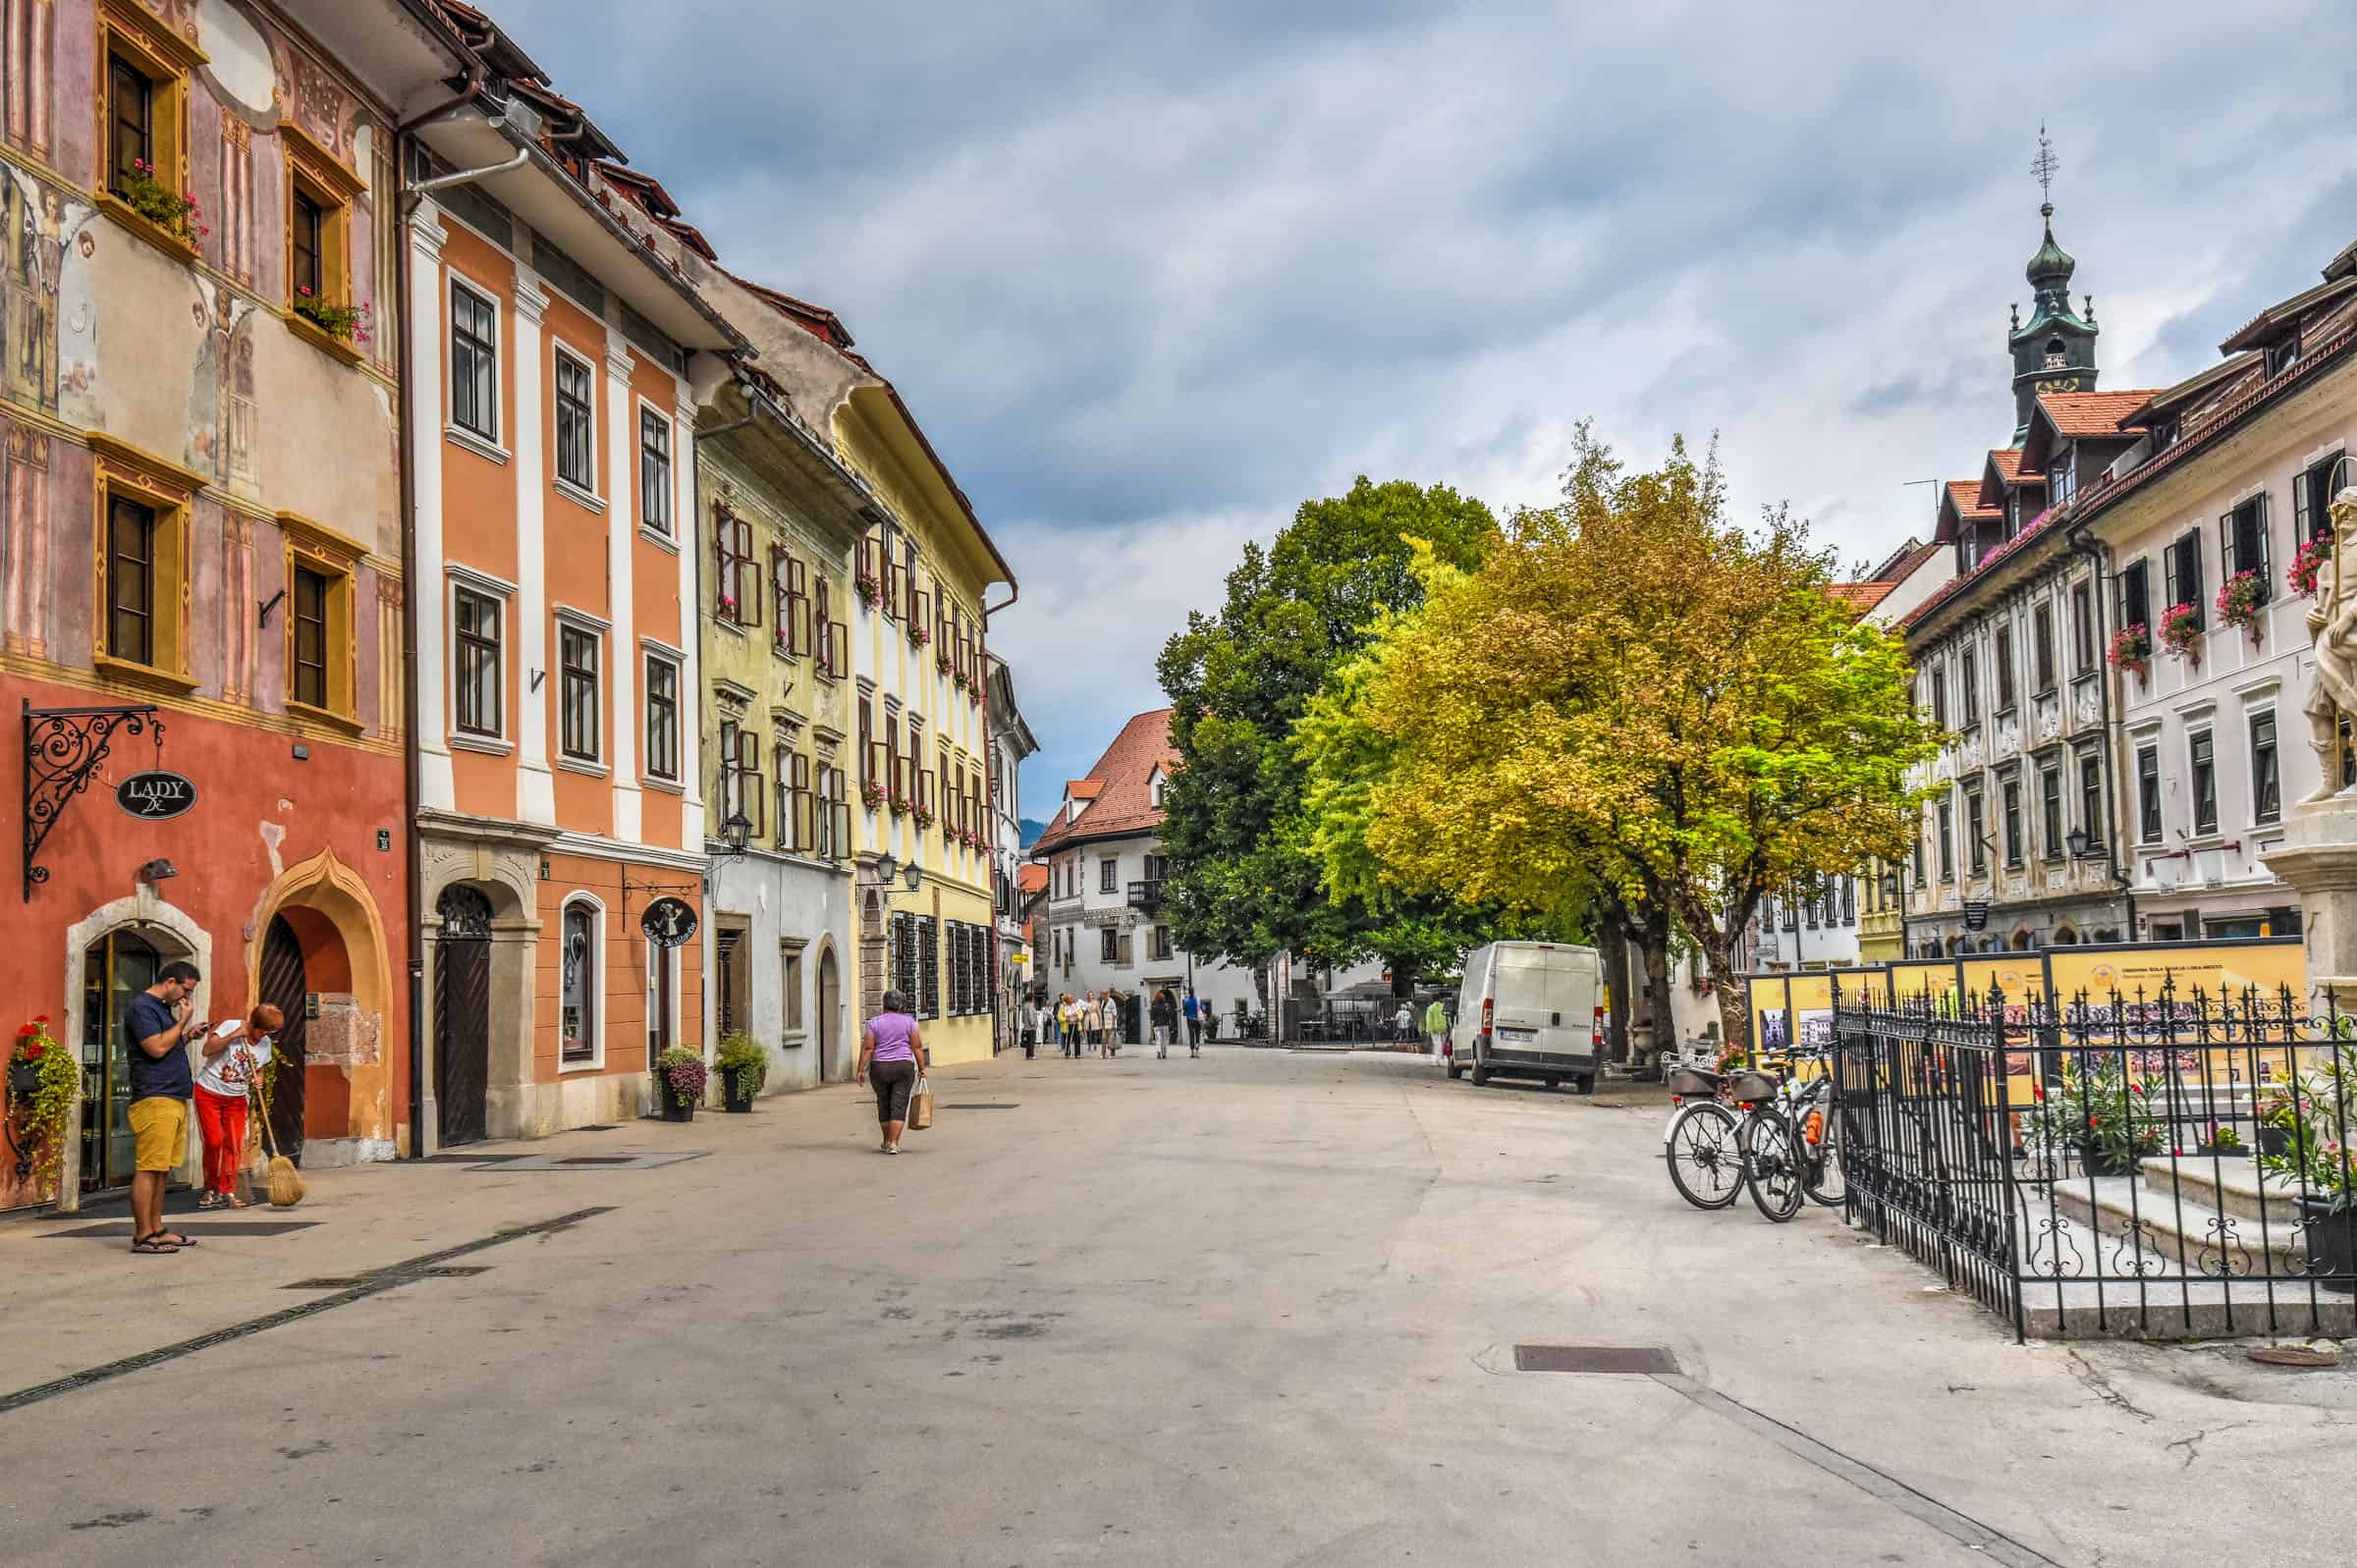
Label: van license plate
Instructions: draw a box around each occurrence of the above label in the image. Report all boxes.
[1498,1027,1537,1041]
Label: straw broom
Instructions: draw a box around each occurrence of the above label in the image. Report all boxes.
[246,1051,304,1209]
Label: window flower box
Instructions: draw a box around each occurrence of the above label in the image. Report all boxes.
[907,623,931,651]
[2108,622,2152,678]
[2215,570,2266,642]
[855,572,883,609]
[2292,534,2332,599]
[936,652,954,678]
[862,781,887,810]
[115,159,206,244]
[2157,603,2202,663]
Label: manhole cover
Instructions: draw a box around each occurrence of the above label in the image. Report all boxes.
[1513,1345,1678,1375]
[2248,1347,2339,1369]
[557,1156,635,1164]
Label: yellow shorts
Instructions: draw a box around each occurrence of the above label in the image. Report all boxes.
[128,1097,190,1172]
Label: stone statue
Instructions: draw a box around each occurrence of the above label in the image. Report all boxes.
[2303,487,2357,800]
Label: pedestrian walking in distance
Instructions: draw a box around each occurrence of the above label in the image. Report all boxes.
[1151,988,1178,1058]
[1088,991,1109,1057]
[123,959,205,1255]
[1182,990,1203,1055]
[193,1002,281,1209]
[1394,1000,1415,1044]
[1424,996,1450,1058]
[854,990,929,1154]
[1059,993,1079,1057]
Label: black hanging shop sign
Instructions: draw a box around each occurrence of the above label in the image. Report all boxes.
[115,770,197,821]
[640,896,698,948]
[1963,899,1991,933]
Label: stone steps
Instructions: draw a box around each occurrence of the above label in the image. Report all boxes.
[2134,1154,2306,1227]
[2043,1174,2308,1276]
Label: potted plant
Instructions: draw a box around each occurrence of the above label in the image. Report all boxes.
[2108,622,2152,678]
[2259,1044,2357,1290]
[888,792,909,819]
[911,804,936,831]
[292,287,369,344]
[117,157,208,243]
[7,1015,78,1187]
[2196,1122,2248,1158]
[855,571,883,609]
[2157,603,2203,662]
[2291,533,2333,599]
[2215,570,2266,642]
[655,1046,707,1121]
[861,780,887,811]
[2026,1053,2162,1177]
[936,651,955,677]
[715,1032,766,1112]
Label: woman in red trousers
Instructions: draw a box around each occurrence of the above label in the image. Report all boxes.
[192,1003,280,1209]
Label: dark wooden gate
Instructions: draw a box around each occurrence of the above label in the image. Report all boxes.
[434,886,493,1148]
[258,915,308,1163]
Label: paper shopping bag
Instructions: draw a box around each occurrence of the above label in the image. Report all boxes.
[909,1075,934,1131]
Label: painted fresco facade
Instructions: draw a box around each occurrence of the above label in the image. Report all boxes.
[0,0,431,1209]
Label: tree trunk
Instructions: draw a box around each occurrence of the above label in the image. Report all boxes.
[1598,920,1634,1065]
[1387,956,1416,999]
[1642,926,1673,1062]
[1701,930,1748,1054]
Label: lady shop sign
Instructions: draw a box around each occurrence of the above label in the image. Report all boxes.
[115,770,197,822]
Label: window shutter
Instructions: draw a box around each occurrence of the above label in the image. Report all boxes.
[1119,933,1133,966]
[832,799,852,862]
[2220,511,2236,580]
[2165,542,2182,616]
[919,768,936,817]
[2186,534,2204,626]
[741,730,765,837]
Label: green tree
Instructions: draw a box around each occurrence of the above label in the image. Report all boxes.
[1296,429,1943,1047]
[1157,478,1499,995]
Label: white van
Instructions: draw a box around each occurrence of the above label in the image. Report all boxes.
[1448,941,1604,1094]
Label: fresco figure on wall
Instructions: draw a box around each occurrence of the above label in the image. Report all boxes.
[186,278,257,494]
[0,165,94,418]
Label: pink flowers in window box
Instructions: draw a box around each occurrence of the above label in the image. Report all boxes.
[2291,533,2333,599]
[119,157,206,242]
[2107,622,2152,678]
[2157,603,2203,662]
[855,572,883,609]
[2215,569,2266,642]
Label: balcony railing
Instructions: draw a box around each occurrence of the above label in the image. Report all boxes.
[1127,879,1164,914]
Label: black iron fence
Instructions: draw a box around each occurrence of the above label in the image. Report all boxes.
[1832,979,2357,1339]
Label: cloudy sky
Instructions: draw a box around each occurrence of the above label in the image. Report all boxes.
[490,0,2357,809]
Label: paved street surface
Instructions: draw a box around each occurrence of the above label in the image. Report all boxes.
[4,1049,2353,1566]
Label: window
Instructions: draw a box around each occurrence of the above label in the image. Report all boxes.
[782,946,804,1034]
[647,940,677,1056]
[716,925,747,1037]
[2220,497,2270,606]
[1937,798,1954,882]
[2165,530,2204,629]
[107,53,154,198]
[1930,669,1947,729]
[1100,857,1119,893]
[1965,786,1986,876]
[2079,754,2105,850]
[773,549,811,657]
[2001,779,2022,868]
[638,408,672,535]
[1151,925,1174,961]
[1960,649,1980,726]
[107,494,157,667]
[2050,448,2076,508]
[1100,928,1119,962]
[451,283,498,441]
[2068,585,2094,674]
[2295,454,2351,542]
[713,506,758,626]
[784,749,815,852]
[1994,625,2015,711]
[2118,558,2151,641]
[2040,768,2062,861]
[291,189,323,301]
[554,349,595,493]
[716,720,764,838]
[560,900,598,1063]
[644,652,680,782]
[2137,745,2162,843]
[815,578,842,678]
[2251,711,2280,826]
[2190,730,2218,836]
[291,564,329,710]
[560,623,601,763]
[454,586,502,737]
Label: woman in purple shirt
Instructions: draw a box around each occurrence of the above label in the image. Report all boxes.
[854,990,930,1154]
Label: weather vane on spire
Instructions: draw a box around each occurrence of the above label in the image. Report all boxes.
[2031,124,2059,212]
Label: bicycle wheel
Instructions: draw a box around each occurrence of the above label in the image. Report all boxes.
[1743,1112,1806,1222]
[1665,1101,1744,1211]
[1799,1102,1846,1208]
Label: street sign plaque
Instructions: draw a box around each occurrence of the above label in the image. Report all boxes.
[1963,899,1990,933]
[115,770,196,821]
[640,896,698,948]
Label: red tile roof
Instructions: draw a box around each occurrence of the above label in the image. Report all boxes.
[1030,709,1179,855]
[1978,448,2045,510]
[2036,390,2158,438]
[1017,864,1049,895]
[1829,581,1895,611]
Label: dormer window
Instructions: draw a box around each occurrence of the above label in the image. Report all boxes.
[2049,448,2076,508]
[2268,339,2301,378]
[1149,768,1167,809]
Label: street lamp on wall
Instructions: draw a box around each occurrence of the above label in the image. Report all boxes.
[2065,828,2092,860]
[902,861,924,892]
[721,810,752,857]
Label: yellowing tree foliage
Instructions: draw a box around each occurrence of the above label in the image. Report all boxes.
[1296,426,1944,1047]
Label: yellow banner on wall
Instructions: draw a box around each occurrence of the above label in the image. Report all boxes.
[2044,943,2305,1003]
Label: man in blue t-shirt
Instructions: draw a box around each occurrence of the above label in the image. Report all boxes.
[124,960,204,1255]
[1182,991,1203,1055]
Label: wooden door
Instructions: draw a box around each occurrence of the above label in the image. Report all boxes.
[259,915,308,1163]
[434,886,493,1147]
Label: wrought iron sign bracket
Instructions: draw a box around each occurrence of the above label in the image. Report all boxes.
[24,699,161,902]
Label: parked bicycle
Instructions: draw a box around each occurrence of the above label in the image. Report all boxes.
[1663,1050,1843,1222]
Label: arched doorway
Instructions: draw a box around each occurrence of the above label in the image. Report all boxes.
[259,916,309,1163]
[818,946,842,1080]
[79,927,163,1192]
[434,886,494,1147]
